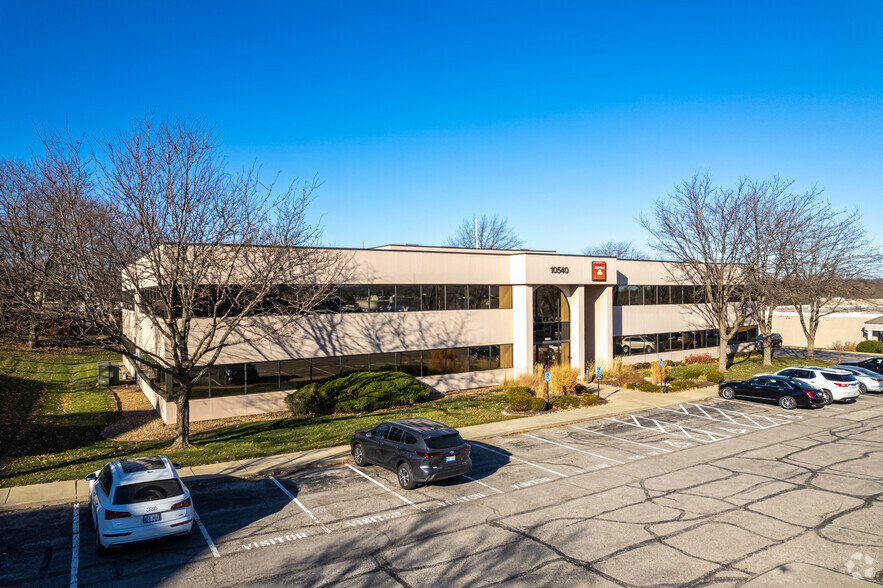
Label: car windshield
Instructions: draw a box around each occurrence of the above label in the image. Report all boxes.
[822,372,855,382]
[113,479,184,505]
[424,433,465,449]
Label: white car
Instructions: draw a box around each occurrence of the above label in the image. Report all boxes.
[835,365,883,394]
[767,366,861,404]
[86,455,193,554]
[620,335,656,355]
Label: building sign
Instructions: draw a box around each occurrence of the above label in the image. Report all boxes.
[592,261,607,281]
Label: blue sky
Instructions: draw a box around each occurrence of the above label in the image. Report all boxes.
[2,1,881,254]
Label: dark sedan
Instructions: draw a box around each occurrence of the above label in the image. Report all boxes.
[718,376,826,409]
[351,418,472,490]
[838,357,883,376]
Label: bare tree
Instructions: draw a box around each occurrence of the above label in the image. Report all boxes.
[40,117,340,448]
[783,205,882,360]
[742,179,821,366]
[581,240,650,259]
[446,214,524,249]
[640,174,755,372]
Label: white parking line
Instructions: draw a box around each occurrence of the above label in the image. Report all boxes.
[522,433,625,464]
[570,425,672,453]
[270,476,332,534]
[344,464,425,511]
[462,474,505,494]
[606,414,731,442]
[193,511,220,558]
[470,441,569,478]
[658,402,785,429]
[69,503,79,588]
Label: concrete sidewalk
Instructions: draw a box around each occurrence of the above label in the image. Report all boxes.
[0,385,717,511]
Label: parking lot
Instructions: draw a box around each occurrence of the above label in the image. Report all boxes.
[2,391,882,587]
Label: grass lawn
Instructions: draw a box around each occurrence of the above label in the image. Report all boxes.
[0,348,525,487]
[632,351,836,382]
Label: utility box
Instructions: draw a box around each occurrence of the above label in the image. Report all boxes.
[97,361,120,387]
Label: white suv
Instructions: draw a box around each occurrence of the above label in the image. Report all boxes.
[767,366,861,404]
[620,335,656,355]
[86,455,193,553]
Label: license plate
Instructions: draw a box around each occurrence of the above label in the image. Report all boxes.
[446,455,456,463]
[143,513,161,523]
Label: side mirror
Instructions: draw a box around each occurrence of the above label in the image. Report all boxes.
[366,431,374,438]
[85,473,97,481]
[173,463,182,469]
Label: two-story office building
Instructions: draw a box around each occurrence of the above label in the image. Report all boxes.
[123,244,756,423]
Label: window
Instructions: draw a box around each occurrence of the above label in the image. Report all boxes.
[374,423,390,439]
[446,348,469,373]
[500,344,513,369]
[311,356,341,380]
[368,285,395,312]
[658,286,672,305]
[491,285,512,309]
[421,285,442,311]
[614,286,629,306]
[469,346,491,371]
[341,354,370,373]
[370,353,397,371]
[397,351,423,376]
[339,285,369,312]
[402,432,417,444]
[395,285,420,311]
[627,285,642,305]
[113,480,184,505]
[469,285,490,310]
[643,285,657,305]
[424,434,465,449]
[98,466,113,496]
[445,285,467,310]
[387,428,404,443]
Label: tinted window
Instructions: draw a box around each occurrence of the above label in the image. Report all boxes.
[822,372,855,382]
[395,286,420,312]
[113,480,184,505]
[374,423,390,439]
[402,432,417,445]
[767,378,787,388]
[424,434,465,449]
[468,285,490,309]
[747,377,765,386]
[98,466,113,496]
[387,428,404,443]
[421,285,442,311]
[779,369,797,377]
[445,285,467,310]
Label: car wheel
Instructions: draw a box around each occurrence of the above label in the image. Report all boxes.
[352,443,367,467]
[397,462,416,490]
[720,387,736,400]
[858,383,867,394]
[821,389,833,404]
[622,346,631,355]
[779,395,797,410]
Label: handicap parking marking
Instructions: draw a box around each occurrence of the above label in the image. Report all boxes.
[193,510,220,558]
[344,464,425,511]
[269,476,332,534]
[605,414,732,443]
[657,402,790,429]
[470,441,570,478]
[704,397,808,419]
[69,503,79,588]
[521,433,625,464]
[570,425,673,453]
[462,474,505,494]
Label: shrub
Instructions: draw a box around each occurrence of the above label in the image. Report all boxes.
[682,368,703,379]
[618,372,645,386]
[530,397,549,411]
[856,340,883,354]
[663,359,675,367]
[685,353,715,365]
[601,358,632,381]
[552,393,602,409]
[549,364,581,397]
[705,370,724,383]
[668,379,698,391]
[508,386,534,411]
[633,362,651,369]
[650,363,666,384]
[638,383,661,392]
[625,382,639,390]
[285,371,431,415]
[577,393,602,406]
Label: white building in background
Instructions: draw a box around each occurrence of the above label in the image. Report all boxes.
[123,244,756,423]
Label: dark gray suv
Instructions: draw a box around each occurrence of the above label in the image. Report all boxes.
[350,418,472,490]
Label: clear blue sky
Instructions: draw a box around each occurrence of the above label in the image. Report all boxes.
[2,1,881,254]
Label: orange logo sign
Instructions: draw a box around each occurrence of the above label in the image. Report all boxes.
[592,261,606,281]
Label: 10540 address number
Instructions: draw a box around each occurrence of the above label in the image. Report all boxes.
[550,266,569,274]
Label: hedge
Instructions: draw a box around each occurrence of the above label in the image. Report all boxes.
[508,386,534,411]
[705,370,724,383]
[284,371,431,415]
[856,340,883,354]
[682,368,703,380]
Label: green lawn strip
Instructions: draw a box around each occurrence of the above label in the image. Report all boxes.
[637,354,835,383]
[0,391,523,487]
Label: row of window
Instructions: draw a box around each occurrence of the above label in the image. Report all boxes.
[613,285,743,306]
[135,284,514,317]
[613,326,758,356]
[183,344,514,399]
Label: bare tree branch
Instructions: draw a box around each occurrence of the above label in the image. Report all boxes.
[581,240,650,260]
[445,214,525,249]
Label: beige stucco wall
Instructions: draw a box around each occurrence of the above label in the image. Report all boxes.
[772,312,876,348]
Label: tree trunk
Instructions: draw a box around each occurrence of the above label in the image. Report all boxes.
[28,321,38,349]
[763,344,772,366]
[718,339,728,373]
[805,331,816,361]
[170,394,192,449]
